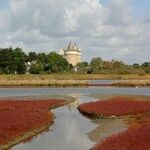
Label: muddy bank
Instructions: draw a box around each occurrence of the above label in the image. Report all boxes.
[111,79,150,87]
[0,99,72,150]
[0,79,89,87]
[90,80,150,87]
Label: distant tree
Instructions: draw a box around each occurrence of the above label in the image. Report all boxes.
[29,63,44,74]
[46,52,69,73]
[0,48,14,74]
[76,62,89,73]
[111,60,126,69]
[0,47,149,75]
[142,62,150,67]
[90,57,103,73]
[0,47,26,74]
[12,48,26,74]
[37,53,48,64]
[27,52,37,62]
[133,63,140,67]
[102,61,114,70]
[141,62,150,74]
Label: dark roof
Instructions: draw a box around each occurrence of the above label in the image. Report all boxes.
[66,42,81,52]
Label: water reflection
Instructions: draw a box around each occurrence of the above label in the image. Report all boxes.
[67,94,81,111]
[89,80,115,85]
[12,94,92,150]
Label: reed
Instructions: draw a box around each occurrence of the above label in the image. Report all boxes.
[111,79,150,87]
[0,79,88,87]
[0,74,150,87]
[0,74,150,81]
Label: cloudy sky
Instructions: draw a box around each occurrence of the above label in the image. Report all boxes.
[0,0,150,64]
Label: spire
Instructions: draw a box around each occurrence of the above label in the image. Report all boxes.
[66,42,81,52]
[73,43,79,51]
[67,42,72,49]
[67,42,74,49]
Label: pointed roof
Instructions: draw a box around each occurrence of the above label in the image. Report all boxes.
[67,42,74,49]
[73,43,80,51]
[66,42,81,52]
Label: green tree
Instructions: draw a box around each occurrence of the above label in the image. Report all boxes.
[46,52,69,73]
[90,57,103,73]
[37,53,48,64]
[12,48,26,74]
[112,60,125,69]
[0,48,14,74]
[133,63,140,68]
[27,52,37,62]
[102,61,114,70]
[29,63,44,74]
[142,62,150,67]
[76,62,89,73]
[0,47,26,74]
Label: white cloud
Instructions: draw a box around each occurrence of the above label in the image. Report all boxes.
[0,0,149,64]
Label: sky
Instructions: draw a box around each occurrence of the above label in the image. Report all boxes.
[0,0,150,64]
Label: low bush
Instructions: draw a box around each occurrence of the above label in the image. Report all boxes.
[92,121,150,150]
[0,99,66,146]
[78,97,150,117]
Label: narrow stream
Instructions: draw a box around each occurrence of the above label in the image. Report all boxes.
[11,94,127,150]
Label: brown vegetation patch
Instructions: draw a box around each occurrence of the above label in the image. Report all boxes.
[88,96,150,150]
[78,96,150,118]
[92,120,150,150]
[0,79,88,87]
[0,99,66,149]
[0,74,150,81]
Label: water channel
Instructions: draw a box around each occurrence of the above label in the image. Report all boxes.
[0,85,150,150]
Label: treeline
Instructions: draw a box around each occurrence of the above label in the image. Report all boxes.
[77,58,150,74]
[0,47,149,75]
[0,47,71,74]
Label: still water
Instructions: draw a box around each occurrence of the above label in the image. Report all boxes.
[0,86,150,150]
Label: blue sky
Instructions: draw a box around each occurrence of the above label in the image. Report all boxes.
[101,0,150,19]
[131,0,150,18]
[0,0,9,10]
